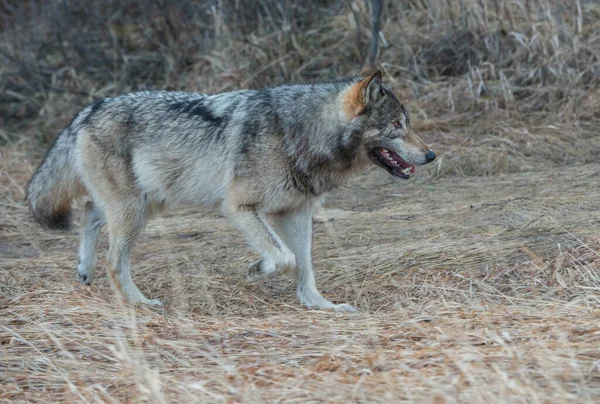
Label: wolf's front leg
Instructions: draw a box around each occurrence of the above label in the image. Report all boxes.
[271,205,357,311]
[226,205,296,282]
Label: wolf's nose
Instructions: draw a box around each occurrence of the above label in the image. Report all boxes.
[425,150,436,163]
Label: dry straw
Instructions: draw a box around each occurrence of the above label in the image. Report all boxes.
[1,0,600,402]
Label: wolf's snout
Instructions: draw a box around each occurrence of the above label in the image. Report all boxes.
[425,150,436,163]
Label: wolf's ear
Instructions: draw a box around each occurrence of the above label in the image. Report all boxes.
[359,63,379,78]
[360,70,383,105]
[344,69,383,118]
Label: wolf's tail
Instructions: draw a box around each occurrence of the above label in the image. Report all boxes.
[25,126,85,231]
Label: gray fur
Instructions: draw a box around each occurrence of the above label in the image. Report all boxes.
[25,66,435,310]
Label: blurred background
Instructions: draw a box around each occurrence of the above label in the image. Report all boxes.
[2,0,599,175]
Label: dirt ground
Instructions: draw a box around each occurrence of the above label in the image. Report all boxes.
[1,137,599,402]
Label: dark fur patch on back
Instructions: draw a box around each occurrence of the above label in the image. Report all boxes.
[240,118,259,154]
[82,98,106,125]
[169,98,224,126]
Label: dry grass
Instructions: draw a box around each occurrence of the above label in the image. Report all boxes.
[2,0,600,403]
[2,146,600,403]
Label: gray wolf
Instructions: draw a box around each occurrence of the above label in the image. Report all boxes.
[25,63,436,310]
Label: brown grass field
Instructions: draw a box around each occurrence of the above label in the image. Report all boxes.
[1,1,600,402]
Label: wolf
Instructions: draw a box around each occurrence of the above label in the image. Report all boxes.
[25,64,436,310]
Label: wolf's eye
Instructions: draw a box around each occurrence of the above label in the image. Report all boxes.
[393,120,402,129]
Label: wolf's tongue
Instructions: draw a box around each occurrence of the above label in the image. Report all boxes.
[382,149,412,168]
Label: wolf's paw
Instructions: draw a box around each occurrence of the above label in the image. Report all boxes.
[247,252,295,283]
[298,291,358,312]
[124,290,163,306]
[247,259,277,282]
[76,265,94,285]
[304,302,358,312]
[132,297,163,306]
[332,303,358,312]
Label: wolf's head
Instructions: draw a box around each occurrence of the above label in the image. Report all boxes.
[343,64,436,179]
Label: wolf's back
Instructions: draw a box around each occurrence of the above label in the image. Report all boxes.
[25,125,84,231]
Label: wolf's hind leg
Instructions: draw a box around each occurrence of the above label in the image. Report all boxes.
[77,201,105,285]
[226,204,295,282]
[272,205,357,311]
[105,197,161,306]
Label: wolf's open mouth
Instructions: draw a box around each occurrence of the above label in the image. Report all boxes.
[373,147,415,179]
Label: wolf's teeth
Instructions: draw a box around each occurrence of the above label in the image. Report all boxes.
[402,167,411,174]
